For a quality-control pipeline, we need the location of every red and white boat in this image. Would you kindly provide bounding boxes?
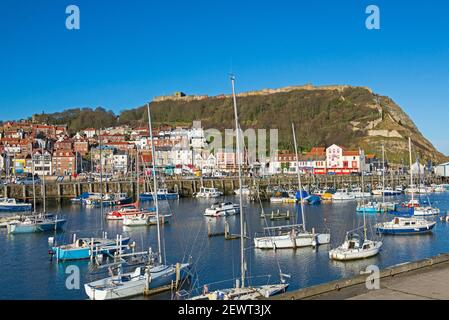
[106,203,154,221]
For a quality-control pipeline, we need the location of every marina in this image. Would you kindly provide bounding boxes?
[1,191,449,299]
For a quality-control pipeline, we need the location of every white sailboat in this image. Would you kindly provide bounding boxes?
[188,75,288,300]
[84,103,191,300]
[254,123,330,250]
[329,151,383,261]
[376,137,436,234]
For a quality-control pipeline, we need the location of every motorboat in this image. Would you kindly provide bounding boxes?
[204,202,240,217]
[375,217,436,235]
[332,189,356,201]
[194,187,223,198]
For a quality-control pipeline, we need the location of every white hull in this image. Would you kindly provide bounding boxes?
[413,207,440,217]
[254,232,330,249]
[329,242,382,261]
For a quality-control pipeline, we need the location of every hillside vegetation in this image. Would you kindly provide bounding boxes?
[32,86,447,164]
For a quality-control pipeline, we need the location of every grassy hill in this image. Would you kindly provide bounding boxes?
[33,85,448,164]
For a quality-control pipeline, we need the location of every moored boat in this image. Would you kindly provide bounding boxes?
[140,189,179,201]
[204,202,240,217]
[0,198,32,212]
[375,217,436,235]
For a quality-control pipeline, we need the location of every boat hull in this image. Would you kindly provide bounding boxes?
[85,263,191,300]
[52,237,131,261]
[329,245,382,261]
[254,233,331,249]
[8,219,66,234]
[376,224,436,235]
[0,204,32,212]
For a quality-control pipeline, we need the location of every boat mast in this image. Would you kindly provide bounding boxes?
[99,134,104,233]
[409,137,414,203]
[292,123,306,231]
[360,149,367,240]
[231,75,246,289]
[382,144,385,204]
[136,149,140,203]
[41,145,46,214]
[147,103,163,264]
[31,156,36,214]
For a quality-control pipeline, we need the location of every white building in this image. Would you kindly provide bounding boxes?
[435,162,449,177]
[112,153,129,175]
[32,150,52,176]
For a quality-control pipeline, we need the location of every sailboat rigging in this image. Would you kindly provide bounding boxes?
[253,123,331,250]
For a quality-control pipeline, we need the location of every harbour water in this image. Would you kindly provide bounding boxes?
[1,193,449,300]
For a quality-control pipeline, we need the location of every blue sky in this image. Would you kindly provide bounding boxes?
[1,0,448,154]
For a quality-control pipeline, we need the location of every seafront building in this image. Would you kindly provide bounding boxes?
[0,119,440,178]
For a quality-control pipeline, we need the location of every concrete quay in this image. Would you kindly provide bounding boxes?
[1,174,446,202]
[268,254,449,300]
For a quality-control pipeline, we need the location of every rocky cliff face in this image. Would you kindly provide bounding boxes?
[140,85,447,164]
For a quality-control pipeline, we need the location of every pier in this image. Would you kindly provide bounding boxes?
[2,174,448,202]
[268,254,449,300]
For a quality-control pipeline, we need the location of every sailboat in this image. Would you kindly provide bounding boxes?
[375,137,437,235]
[50,138,130,261]
[329,150,383,261]
[8,151,66,234]
[84,103,191,300]
[412,156,440,217]
[253,123,330,250]
[356,145,397,214]
[188,76,288,300]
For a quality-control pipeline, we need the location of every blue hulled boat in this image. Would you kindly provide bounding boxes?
[51,236,131,261]
[7,215,66,234]
[140,189,179,201]
[0,198,32,212]
[375,217,436,235]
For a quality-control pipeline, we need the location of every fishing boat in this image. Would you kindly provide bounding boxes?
[0,198,32,212]
[375,217,436,235]
[140,188,179,201]
[85,102,191,300]
[254,122,330,250]
[194,187,223,198]
[188,76,288,300]
[51,235,131,261]
[332,189,356,201]
[7,214,66,234]
[204,202,240,217]
[330,152,383,261]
